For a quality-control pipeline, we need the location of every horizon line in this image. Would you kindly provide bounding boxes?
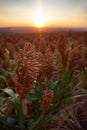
[0,25,87,29]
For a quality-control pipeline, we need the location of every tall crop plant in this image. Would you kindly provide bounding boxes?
[0,38,87,130]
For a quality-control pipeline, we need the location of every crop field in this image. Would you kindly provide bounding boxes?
[0,31,87,130]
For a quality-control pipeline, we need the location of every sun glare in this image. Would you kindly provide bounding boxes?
[34,11,45,28]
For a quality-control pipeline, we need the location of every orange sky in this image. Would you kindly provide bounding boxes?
[0,0,87,28]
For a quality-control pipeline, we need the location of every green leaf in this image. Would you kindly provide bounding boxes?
[0,97,6,106]
[3,88,16,98]
[47,80,55,89]
[9,60,18,71]
[0,75,9,87]
[43,113,59,128]
[26,96,39,102]
[53,80,63,90]
[7,116,17,124]
[29,112,44,130]
[62,69,73,85]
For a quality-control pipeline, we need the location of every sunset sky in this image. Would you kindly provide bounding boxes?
[0,0,87,28]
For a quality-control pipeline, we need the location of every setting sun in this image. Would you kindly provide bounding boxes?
[34,11,45,28]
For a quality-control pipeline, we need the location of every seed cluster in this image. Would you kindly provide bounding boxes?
[40,89,54,112]
[16,43,40,98]
[57,35,87,70]
[16,41,56,99]
[37,47,56,85]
